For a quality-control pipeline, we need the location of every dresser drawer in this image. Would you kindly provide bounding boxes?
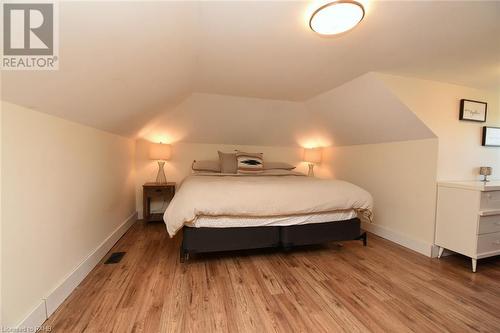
[480,191,500,210]
[478,215,500,234]
[477,232,500,255]
[148,187,173,197]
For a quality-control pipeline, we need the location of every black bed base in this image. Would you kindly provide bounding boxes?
[180,218,366,262]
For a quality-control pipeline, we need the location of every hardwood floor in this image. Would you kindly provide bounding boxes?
[43,221,500,333]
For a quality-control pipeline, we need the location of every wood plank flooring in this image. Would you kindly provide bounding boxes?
[43,221,500,332]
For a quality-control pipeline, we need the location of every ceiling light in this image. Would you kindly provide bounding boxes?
[309,1,365,36]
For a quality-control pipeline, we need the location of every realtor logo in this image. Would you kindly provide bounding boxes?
[1,1,59,70]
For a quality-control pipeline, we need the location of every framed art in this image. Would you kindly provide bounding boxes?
[482,127,500,147]
[460,99,487,122]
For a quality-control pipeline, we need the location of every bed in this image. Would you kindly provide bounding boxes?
[163,170,373,262]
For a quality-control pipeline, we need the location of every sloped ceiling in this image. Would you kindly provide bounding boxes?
[1,1,498,144]
[305,73,436,146]
[138,93,327,147]
[139,73,435,147]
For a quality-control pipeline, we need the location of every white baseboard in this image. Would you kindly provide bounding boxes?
[16,211,137,329]
[362,222,434,257]
[430,244,444,258]
[16,301,47,331]
[44,212,137,316]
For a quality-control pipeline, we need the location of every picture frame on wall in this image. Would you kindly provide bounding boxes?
[460,99,487,122]
[482,126,500,147]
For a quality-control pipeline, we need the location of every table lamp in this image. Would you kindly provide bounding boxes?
[150,143,172,184]
[303,147,322,177]
[479,166,492,182]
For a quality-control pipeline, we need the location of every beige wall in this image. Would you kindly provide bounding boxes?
[326,139,439,253]
[378,74,500,181]
[135,140,331,218]
[1,102,136,327]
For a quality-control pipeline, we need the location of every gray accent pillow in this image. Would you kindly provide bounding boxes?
[218,151,238,174]
[192,160,221,172]
[263,162,296,170]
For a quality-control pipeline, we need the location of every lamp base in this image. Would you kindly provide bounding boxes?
[308,163,315,177]
[156,161,167,184]
[482,175,490,182]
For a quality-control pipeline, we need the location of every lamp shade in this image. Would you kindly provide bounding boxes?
[479,167,492,176]
[149,143,172,160]
[303,147,322,164]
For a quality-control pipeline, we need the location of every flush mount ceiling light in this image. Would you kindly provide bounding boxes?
[309,1,365,36]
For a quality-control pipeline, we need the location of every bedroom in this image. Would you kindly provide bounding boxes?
[1,0,499,331]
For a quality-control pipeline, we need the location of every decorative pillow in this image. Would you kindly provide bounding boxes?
[218,151,238,174]
[192,160,221,173]
[263,162,296,170]
[236,151,264,174]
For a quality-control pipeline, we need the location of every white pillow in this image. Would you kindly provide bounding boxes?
[191,160,221,173]
[263,162,296,170]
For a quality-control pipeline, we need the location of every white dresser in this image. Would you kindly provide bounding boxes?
[435,181,500,272]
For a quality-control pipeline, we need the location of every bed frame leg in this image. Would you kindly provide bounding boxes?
[356,232,367,246]
[179,247,189,263]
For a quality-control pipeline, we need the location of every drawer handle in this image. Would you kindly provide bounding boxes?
[494,240,500,245]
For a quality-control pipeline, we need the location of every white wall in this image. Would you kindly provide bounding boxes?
[1,102,136,327]
[378,74,500,181]
[326,139,439,255]
[134,140,331,218]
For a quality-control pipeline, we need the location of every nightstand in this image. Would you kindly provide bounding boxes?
[143,182,176,223]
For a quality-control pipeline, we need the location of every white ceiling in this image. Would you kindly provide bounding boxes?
[1,1,499,138]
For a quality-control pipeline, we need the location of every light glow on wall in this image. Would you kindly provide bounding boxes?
[137,129,185,146]
[297,135,332,149]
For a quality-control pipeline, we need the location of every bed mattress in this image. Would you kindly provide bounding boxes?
[164,172,373,236]
[186,210,358,228]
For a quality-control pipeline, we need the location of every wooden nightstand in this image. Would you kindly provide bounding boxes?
[143,182,176,223]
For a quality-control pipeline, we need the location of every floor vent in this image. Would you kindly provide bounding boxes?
[104,252,126,264]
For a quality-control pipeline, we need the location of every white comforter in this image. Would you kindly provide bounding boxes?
[164,173,373,237]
